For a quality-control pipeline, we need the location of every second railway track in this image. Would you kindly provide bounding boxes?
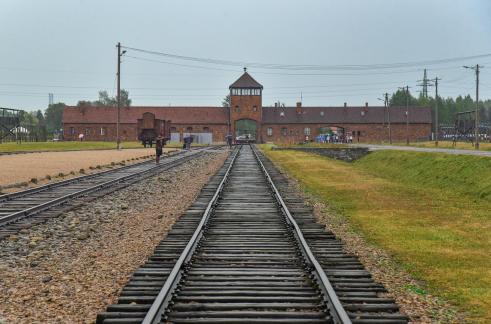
[97,145,408,324]
[0,147,218,237]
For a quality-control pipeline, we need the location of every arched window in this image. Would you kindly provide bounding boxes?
[253,106,257,112]
[235,106,240,112]
[186,126,193,132]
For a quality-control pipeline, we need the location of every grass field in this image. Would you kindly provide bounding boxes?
[0,141,144,153]
[260,146,491,322]
[0,141,211,153]
[410,141,491,151]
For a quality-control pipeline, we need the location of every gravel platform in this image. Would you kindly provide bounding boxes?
[0,149,228,324]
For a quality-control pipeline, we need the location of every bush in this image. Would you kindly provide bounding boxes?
[30,178,38,184]
[45,175,52,180]
[79,168,85,174]
[58,172,64,177]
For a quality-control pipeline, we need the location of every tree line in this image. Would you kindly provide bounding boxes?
[389,89,491,125]
[17,90,131,141]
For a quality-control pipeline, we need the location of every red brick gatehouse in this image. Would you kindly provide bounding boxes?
[62,71,432,144]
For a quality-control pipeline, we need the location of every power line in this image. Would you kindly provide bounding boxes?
[122,45,491,71]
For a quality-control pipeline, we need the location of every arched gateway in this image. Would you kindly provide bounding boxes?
[235,119,258,142]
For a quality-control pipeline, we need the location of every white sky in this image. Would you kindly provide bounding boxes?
[1,0,490,111]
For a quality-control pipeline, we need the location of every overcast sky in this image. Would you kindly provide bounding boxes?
[1,0,491,111]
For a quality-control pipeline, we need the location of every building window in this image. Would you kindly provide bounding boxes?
[203,127,210,132]
[186,126,193,132]
[320,111,324,116]
[70,127,75,135]
[235,106,240,113]
[267,127,273,136]
[361,110,366,116]
[281,127,287,136]
[253,106,257,112]
[85,128,91,135]
[290,130,294,135]
[280,111,285,117]
[100,127,106,136]
[304,127,311,136]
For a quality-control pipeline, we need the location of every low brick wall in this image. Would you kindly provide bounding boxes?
[271,147,370,162]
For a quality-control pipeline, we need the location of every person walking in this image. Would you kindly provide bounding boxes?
[226,134,233,149]
[155,135,163,164]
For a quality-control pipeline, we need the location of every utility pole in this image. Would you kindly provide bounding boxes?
[464,64,483,149]
[430,77,441,146]
[116,42,121,150]
[406,86,409,145]
[399,86,411,145]
[417,69,429,98]
[385,92,392,144]
[116,42,127,150]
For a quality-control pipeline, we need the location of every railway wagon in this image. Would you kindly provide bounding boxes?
[137,112,171,147]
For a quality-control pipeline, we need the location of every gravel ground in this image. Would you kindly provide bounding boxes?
[0,148,173,188]
[273,168,465,324]
[0,150,228,324]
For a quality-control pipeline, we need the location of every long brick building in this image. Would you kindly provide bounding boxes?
[62,71,432,144]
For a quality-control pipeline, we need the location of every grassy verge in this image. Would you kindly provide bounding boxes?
[260,145,491,322]
[0,141,146,153]
[387,141,491,151]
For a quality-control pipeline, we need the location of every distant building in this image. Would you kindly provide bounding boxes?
[62,71,432,143]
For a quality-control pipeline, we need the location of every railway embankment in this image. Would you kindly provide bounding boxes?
[261,146,490,323]
[0,150,228,323]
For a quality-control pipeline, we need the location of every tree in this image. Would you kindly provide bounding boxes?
[222,94,231,107]
[95,90,116,106]
[389,89,418,106]
[36,110,48,141]
[79,89,132,107]
[45,103,65,133]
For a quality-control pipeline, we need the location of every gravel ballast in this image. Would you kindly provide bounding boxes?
[0,150,228,323]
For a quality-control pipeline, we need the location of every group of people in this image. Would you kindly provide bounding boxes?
[315,133,353,144]
[154,134,195,164]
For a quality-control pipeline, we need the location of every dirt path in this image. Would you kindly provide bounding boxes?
[0,148,173,187]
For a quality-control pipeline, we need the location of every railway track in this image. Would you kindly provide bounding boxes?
[97,145,408,324]
[0,147,218,238]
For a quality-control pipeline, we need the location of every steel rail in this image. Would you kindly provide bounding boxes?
[0,148,208,227]
[141,146,241,324]
[251,145,352,324]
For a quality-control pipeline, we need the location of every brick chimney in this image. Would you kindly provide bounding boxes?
[344,102,347,108]
[296,102,302,114]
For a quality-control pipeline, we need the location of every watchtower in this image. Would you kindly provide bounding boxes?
[229,68,263,142]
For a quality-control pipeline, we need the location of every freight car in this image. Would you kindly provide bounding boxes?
[137,112,171,147]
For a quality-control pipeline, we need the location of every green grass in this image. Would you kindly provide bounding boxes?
[0,141,146,153]
[260,146,491,322]
[388,141,491,151]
